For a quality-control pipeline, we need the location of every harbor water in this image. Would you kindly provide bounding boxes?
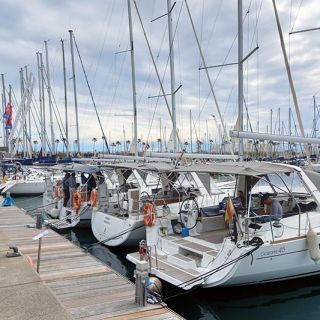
[14,195,320,320]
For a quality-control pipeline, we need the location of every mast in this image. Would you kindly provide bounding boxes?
[61,39,69,154]
[238,0,244,160]
[69,30,80,154]
[36,52,43,156]
[44,40,55,154]
[19,68,26,156]
[167,0,177,152]
[127,0,138,156]
[25,65,32,157]
[190,109,193,153]
[40,53,46,156]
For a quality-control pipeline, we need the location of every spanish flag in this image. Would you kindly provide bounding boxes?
[225,197,236,223]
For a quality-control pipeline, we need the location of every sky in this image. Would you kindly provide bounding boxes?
[1,0,320,152]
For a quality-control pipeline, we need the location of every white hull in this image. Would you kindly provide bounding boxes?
[43,194,93,230]
[128,211,320,289]
[1,180,46,195]
[91,210,145,247]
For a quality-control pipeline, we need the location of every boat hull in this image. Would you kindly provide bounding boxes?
[1,180,46,195]
[91,210,145,247]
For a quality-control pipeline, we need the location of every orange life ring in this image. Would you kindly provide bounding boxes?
[73,191,82,214]
[54,185,62,198]
[90,188,97,207]
[143,202,155,227]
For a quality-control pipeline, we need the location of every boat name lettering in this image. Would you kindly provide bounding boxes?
[260,246,285,257]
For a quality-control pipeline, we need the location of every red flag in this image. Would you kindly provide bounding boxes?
[4,103,13,129]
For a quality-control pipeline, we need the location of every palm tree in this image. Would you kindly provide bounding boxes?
[126,140,131,153]
[17,138,22,153]
[55,139,60,154]
[111,142,116,153]
[157,138,162,152]
[183,141,189,150]
[209,139,213,153]
[74,140,78,154]
[116,141,121,153]
[61,137,66,155]
[33,140,38,153]
[196,140,203,153]
[101,136,106,154]
[92,137,97,154]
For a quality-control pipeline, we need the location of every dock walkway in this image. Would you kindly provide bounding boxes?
[0,206,182,319]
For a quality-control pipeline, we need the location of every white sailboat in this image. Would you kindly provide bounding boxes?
[43,163,108,229]
[91,161,235,247]
[127,161,320,288]
[0,167,48,195]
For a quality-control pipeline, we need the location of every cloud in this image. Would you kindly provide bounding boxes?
[1,0,320,151]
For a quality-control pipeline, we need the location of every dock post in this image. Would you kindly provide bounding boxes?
[35,211,43,229]
[36,237,42,273]
[32,230,49,273]
[134,260,149,306]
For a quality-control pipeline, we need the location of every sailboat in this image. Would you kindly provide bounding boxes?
[127,161,320,288]
[91,161,235,247]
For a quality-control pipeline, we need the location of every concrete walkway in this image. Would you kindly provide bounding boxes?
[0,230,73,320]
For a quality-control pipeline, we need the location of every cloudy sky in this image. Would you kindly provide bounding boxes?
[1,0,320,152]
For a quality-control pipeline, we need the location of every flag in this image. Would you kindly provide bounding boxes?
[3,103,13,129]
[225,197,236,223]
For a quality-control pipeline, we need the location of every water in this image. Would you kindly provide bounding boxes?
[14,195,320,320]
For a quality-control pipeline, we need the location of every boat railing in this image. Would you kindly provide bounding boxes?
[243,214,279,244]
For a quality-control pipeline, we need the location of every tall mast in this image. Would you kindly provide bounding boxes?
[1,74,7,149]
[61,39,69,154]
[69,30,80,154]
[44,41,55,154]
[127,0,138,156]
[40,52,46,156]
[36,52,44,156]
[190,109,193,153]
[167,0,177,152]
[25,65,32,157]
[238,0,244,160]
[19,68,26,156]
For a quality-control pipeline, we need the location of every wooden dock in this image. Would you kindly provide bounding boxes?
[0,206,183,319]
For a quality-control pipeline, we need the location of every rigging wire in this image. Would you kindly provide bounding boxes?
[72,32,110,154]
[145,1,184,145]
[290,0,305,33]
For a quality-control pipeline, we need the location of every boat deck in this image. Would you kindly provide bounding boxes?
[130,251,201,283]
[0,206,183,319]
